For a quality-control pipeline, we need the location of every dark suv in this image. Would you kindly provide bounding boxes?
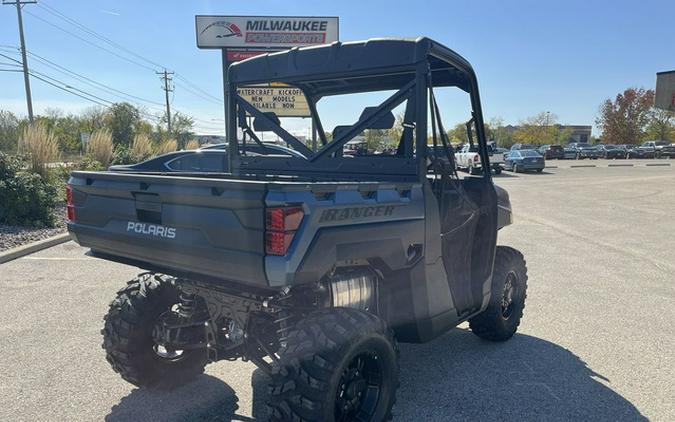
[538,144,564,159]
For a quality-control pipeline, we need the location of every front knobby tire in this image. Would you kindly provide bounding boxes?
[102,273,207,389]
[267,308,399,422]
[469,246,528,342]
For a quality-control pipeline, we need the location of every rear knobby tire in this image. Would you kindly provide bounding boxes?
[102,273,207,389]
[267,308,399,422]
[469,246,528,342]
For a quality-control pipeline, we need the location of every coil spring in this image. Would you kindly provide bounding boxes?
[177,291,197,318]
[272,292,296,344]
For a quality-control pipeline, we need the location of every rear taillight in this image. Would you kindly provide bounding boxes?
[66,185,75,221]
[265,206,303,256]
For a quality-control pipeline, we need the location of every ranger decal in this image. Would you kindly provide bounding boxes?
[318,205,397,223]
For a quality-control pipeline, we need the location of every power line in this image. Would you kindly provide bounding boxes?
[36,1,222,105]
[29,71,110,107]
[26,49,166,107]
[38,1,165,70]
[175,74,223,103]
[24,10,158,72]
[0,51,22,64]
[173,82,224,105]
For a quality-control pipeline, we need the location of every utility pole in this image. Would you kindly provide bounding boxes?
[157,69,174,135]
[3,0,37,122]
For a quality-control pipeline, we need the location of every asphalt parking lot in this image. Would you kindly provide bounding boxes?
[1,163,673,421]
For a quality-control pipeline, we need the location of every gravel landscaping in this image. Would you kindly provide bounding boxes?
[0,205,67,252]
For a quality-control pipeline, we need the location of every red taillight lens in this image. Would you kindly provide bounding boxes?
[265,206,303,256]
[66,185,75,221]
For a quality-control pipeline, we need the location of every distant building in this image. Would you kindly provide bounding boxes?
[563,125,592,144]
[503,124,592,144]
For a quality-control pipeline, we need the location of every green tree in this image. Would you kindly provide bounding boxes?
[364,129,389,152]
[595,88,655,144]
[0,110,21,152]
[163,111,194,149]
[513,112,562,145]
[105,103,141,146]
[446,122,467,144]
[645,108,675,141]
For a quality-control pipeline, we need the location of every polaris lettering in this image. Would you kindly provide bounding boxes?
[126,222,176,239]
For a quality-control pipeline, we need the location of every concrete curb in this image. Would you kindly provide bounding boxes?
[545,165,558,169]
[0,233,71,265]
[646,163,671,167]
[608,164,634,167]
[570,164,597,168]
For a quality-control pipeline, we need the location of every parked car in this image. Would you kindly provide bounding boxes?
[562,146,577,159]
[510,143,537,151]
[109,143,305,173]
[454,143,505,174]
[626,144,655,159]
[537,144,564,159]
[574,144,602,160]
[597,145,625,159]
[505,149,545,173]
[641,140,670,158]
[659,144,675,158]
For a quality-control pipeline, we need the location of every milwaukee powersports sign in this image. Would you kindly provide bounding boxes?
[196,16,339,49]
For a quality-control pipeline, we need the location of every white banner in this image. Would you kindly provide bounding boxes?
[196,16,339,49]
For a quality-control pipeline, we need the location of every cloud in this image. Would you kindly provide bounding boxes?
[100,9,121,16]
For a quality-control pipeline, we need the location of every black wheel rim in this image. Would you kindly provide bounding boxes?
[501,271,519,320]
[335,351,383,422]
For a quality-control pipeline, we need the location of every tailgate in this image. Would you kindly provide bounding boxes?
[67,172,267,286]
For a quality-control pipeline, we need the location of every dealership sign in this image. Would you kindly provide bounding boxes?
[237,84,310,117]
[196,16,339,49]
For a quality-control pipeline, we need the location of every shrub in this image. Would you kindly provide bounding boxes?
[78,156,105,171]
[131,134,154,159]
[0,152,58,227]
[87,129,114,167]
[112,145,142,165]
[185,139,200,150]
[156,139,177,155]
[18,122,59,178]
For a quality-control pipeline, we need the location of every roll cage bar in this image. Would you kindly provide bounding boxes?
[226,37,491,182]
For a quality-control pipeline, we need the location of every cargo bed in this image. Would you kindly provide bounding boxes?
[68,171,270,287]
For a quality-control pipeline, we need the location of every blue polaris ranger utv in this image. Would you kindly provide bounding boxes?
[67,37,527,421]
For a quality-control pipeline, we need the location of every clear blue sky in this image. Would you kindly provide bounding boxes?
[1,0,673,135]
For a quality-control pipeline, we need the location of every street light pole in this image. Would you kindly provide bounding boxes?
[3,0,37,122]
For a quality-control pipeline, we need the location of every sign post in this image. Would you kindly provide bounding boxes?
[196,15,339,138]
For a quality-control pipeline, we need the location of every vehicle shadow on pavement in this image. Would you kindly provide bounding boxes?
[395,329,646,421]
[247,328,646,421]
[106,374,242,422]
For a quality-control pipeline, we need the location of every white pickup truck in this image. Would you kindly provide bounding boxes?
[455,144,505,174]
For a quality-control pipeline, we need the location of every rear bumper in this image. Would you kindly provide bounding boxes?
[519,162,545,170]
[68,222,269,288]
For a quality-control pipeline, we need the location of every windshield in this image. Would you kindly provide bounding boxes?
[519,150,541,157]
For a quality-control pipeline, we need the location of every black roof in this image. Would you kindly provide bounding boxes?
[228,37,476,95]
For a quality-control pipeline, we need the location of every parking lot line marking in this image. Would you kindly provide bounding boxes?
[20,257,91,261]
[608,164,634,167]
[570,165,597,168]
[645,163,671,166]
